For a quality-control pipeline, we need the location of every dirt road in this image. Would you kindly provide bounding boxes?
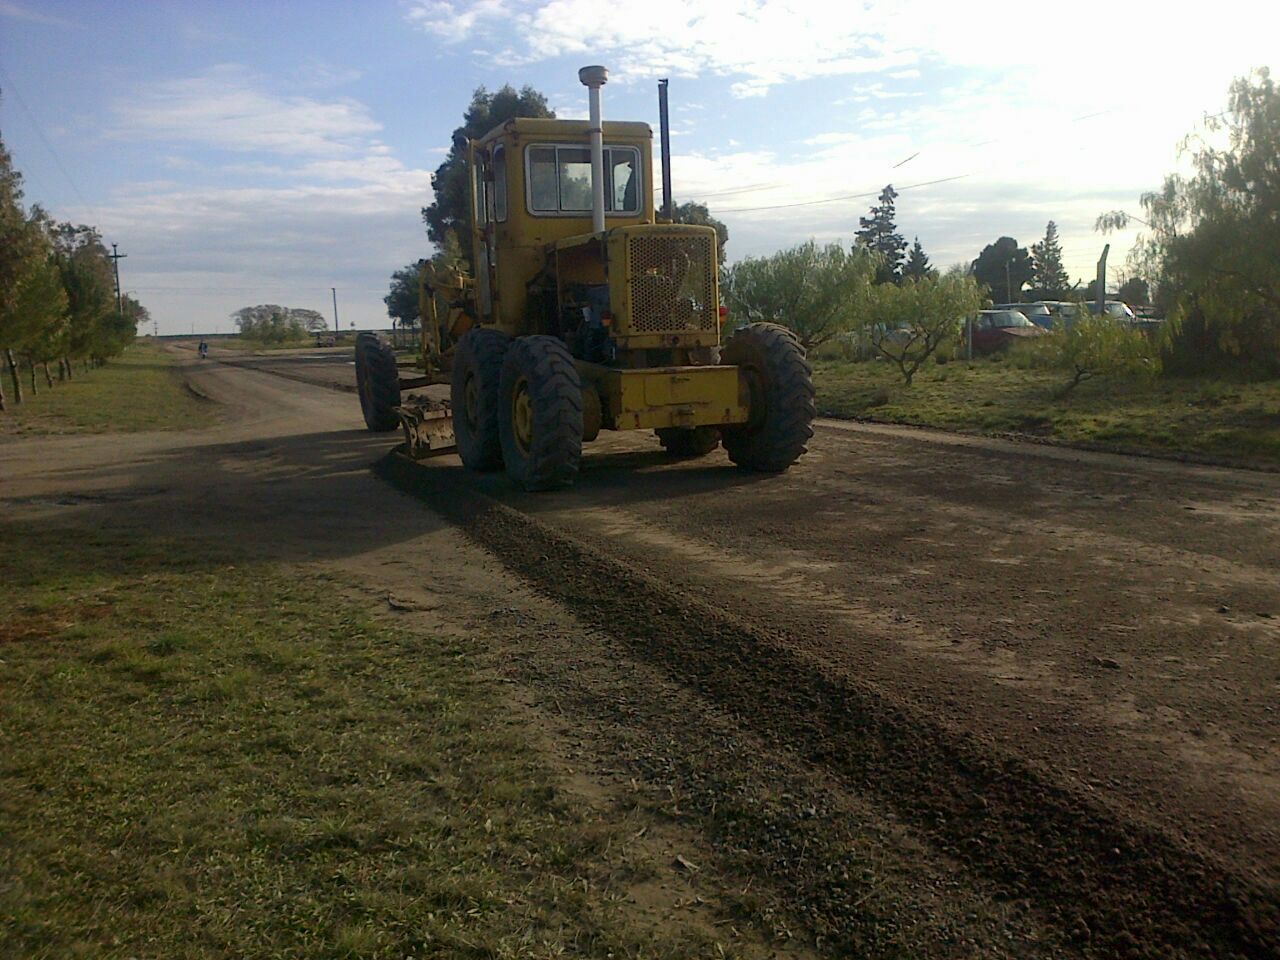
[5,348,1278,958]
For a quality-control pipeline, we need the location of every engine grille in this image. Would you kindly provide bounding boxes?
[626,233,716,334]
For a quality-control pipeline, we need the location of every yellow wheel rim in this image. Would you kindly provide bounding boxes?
[512,377,533,454]
[464,373,481,430]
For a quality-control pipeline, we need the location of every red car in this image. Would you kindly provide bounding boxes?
[968,309,1045,355]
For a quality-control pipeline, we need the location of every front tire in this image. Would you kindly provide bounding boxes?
[451,327,510,470]
[498,336,583,491]
[720,323,815,472]
[355,333,401,432]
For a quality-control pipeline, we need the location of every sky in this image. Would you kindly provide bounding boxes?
[0,0,1275,335]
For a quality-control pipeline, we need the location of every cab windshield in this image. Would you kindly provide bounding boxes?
[526,144,641,215]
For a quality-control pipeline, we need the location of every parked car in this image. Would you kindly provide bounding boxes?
[969,309,1045,355]
[315,334,337,347]
[1086,300,1137,323]
[994,302,1053,329]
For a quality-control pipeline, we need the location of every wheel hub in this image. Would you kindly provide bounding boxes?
[512,377,533,454]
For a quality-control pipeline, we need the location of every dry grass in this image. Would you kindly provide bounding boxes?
[0,524,754,959]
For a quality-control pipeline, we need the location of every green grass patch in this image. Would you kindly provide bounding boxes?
[0,524,743,959]
[813,357,1280,466]
[0,345,218,437]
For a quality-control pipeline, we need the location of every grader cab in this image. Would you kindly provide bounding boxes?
[355,65,814,490]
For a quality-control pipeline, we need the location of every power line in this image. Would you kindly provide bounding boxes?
[0,65,104,225]
[718,174,971,214]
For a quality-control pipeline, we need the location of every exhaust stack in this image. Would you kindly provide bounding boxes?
[578,65,609,235]
[658,79,673,221]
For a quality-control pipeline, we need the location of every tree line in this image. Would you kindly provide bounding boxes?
[0,126,144,411]
[231,305,329,343]
[394,69,1276,386]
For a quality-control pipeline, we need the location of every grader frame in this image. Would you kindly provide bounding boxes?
[355,66,814,490]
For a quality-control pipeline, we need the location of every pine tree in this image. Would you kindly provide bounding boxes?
[903,237,933,280]
[1030,221,1070,298]
[855,184,908,284]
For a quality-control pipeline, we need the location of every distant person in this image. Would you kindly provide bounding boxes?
[198,339,208,359]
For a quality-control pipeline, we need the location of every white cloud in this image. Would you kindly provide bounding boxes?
[80,65,437,334]
[405,0,1279,106]
[405,0,512,43]
[109,64,381,157]
[0,0,81,28]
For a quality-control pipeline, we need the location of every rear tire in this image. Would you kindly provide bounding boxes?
[451,327,510,470]
[720,323,815,472]
[355,333,401,432]
[498,336,583,491]
[656,426,720,458]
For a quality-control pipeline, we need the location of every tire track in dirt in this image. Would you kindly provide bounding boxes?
[376,452,1280,960]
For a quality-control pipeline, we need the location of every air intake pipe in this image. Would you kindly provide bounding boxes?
[578,65,608,235]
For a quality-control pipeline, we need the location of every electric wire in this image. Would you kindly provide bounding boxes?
[0,64,106,226]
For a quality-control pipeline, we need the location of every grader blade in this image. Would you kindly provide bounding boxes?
[397,398,457,459]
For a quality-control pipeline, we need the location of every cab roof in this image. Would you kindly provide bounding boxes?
[478,116,652,145]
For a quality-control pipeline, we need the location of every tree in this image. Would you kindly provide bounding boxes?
[861,270,983,384]
[855,184,908,284]
[385,263,422,327]
[1030,221,1070,299]
[971,237,1034,303]
[53,223,116,365]
[1030,311,1159,395]
[422,85,554,262]
[903,237,934,280]
[1118,277,1149,305]
[670,201,729,265]
[721,241,876,349]
[0,133,48,405]
[231,305,322,342]
[1098,69,1280,374]
[292,309,328,333]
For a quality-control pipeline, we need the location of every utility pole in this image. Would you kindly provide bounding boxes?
[1005,259,1012,303]
[108,243,127,315]
[331,287,340,333]
[1096,244,1110,317]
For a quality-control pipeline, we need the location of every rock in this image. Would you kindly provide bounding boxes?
[1093,656,1121,670]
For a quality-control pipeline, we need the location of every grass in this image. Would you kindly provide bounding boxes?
[0,524,748,959]
[0,345,218,437]
[813,355,1280,467]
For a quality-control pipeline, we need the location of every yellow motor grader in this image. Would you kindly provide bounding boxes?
[355,66,814,490]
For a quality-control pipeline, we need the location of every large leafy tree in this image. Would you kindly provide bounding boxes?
[422,85,554,262]
[672,201,728,265]
[722,241,877,349]
[53,223,117,363]
[0,134,50,386]
[1099,68,1280,373]
[1030,221,1070,298]
[854,184,907,284]
[971,236,1034,303]
[231,305,324,342]
[385,263,422,327]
